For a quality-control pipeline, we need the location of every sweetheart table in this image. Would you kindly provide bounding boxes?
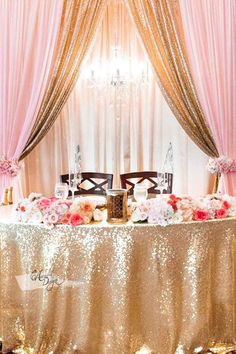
[1,206,236,353]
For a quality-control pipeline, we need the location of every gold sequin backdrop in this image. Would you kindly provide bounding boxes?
[126,0,218,159]
[20,0,107,160]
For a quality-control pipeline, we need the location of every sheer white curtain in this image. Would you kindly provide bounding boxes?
[21,0,209,198]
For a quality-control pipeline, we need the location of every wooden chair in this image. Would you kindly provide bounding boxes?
[120,171,173,196]
[60,172,113,196]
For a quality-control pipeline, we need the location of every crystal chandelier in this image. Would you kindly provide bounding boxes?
[81,0,150,118]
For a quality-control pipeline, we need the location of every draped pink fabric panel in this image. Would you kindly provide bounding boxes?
[0,0,63,200]
[179,0,236,195]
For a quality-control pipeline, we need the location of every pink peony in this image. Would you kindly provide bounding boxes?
[37,198,51,209]
[69,213,84,226]
[193,209,209,221]
[216,208,228,219]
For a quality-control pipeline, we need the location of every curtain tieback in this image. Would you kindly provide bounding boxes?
[207,156,236,174]
[0,156,21,176]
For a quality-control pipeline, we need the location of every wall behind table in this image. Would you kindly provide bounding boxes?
[21,1,209,198]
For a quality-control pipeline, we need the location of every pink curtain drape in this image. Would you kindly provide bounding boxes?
[179,0,236,195]
[0,0,63,201]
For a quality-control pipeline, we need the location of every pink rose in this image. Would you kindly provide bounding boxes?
[50,197,58,203]
[69,213,84,226]
[61,212,72,225]
[37,198,51,209]
[216,208,227,219]
[193,209,209,221]
[222,200,231,210]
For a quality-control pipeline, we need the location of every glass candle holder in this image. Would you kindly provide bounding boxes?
[133,184,148,202]
[106,189,128,223]
[55,182,69,199]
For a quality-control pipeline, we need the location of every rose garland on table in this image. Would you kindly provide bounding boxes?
[13,193,103,228]
[130,194,236,226]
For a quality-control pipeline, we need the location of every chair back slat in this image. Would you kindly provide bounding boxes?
[120,171,173,196]
[60,172,113,196]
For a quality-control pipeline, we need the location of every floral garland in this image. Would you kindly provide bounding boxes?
[13,193,103,228]
[207,156,236,174]
[131,194,236,226]
[0,156,21,176]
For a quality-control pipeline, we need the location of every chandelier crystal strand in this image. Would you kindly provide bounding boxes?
[82,0,150,119]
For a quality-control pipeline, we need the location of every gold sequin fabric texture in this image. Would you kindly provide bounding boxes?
[1,219,236,353]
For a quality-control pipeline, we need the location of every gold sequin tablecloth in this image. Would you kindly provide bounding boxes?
[1,215,236,353]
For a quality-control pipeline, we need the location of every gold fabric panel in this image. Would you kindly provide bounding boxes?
[1,219,236,353]
[20,0,107,160]
[125,0,218,158]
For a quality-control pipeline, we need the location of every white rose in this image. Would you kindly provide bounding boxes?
[70,204,80,213]
[93,209,103,222]
[29,211,43,224]
[47,212,59,224]
[21,211,31,223]
[83,215,91,224]
[139,212,148,221]
[131,209,142,222]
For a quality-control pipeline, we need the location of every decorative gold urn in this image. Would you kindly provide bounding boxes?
[106,189,128,223]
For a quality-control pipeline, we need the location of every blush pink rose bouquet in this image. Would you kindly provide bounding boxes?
[13,194,103,228]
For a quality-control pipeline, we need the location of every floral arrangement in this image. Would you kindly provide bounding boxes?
[131,194,236,226]
[207,156,236,174]
[0,156,21,176]
[13,193,103,228]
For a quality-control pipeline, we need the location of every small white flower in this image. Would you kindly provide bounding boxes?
[29,211,43,224]
[47,212,59,224]
[229,207,236,217]
[172,210,183,223]
[131,209,142,222]
[70,204,80,213]
[93,208,103,222]
[44,222,54,229]
[139,212,148,221]
[21,211,32,223]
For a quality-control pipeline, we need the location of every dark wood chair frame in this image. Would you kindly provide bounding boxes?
[120,171,173,196]
[60,172,113,196]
